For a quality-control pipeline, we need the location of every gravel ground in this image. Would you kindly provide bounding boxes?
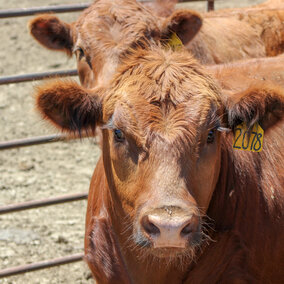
[0,0,264,283]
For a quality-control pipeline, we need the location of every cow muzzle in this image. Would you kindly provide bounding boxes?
[139,206,200,249]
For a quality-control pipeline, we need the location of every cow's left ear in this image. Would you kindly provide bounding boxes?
[224,83,284,131]
[161,10,202,45]
[35,80,103,135]
[29,15,73,56]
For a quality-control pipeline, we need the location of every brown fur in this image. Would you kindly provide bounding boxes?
[29,14,73,55]
[188,6,284,64]
[35,80,102,134]
[208,55,284,95]
[143,0,178,17]
[35,43,284,283]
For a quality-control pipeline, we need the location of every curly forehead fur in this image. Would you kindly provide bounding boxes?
[103,46,223,149]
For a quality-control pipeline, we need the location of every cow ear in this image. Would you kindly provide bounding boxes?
[224,83,284,131]
[29,15,73,56]
[162,10,202,45]
[35,80,103,135]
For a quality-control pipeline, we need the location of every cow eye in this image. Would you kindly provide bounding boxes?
[113,129,125,142]
[207,129,215,144]
[76,47,85,60]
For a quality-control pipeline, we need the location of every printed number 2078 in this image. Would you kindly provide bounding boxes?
[233,127,263,152]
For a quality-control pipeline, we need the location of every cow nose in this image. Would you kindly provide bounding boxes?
[140,213,197,248]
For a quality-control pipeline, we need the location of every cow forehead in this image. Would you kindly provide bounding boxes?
[103,48,222,147]
[74,0,160,50]
[104,47,222,110]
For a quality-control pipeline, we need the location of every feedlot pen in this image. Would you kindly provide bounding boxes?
[0,0,263,283]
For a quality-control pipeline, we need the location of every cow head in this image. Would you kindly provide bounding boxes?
[35,47,284,260]
[29,0,202,88]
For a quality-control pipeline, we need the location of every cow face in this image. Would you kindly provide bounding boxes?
[100,59,223,257]
[29,0,202,88]
[35,47,284,259]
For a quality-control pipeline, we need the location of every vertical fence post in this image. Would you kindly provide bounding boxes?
[207,0,214,11]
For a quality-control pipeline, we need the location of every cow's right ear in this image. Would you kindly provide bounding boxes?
[35,80,103,135]
[161,10,203,45]
[224,82,284,131]
[29,15,73,56]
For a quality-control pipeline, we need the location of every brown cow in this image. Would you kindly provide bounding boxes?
[29,0,284,88]
[35,42,284,283]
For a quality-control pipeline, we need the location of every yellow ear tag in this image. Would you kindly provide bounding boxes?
[232,122,264,152]
[168,33,183,50]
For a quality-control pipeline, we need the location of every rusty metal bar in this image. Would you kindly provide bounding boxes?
[0,3,91,18]
[0,1,150,18]
[0,253,84,278]
[0,1,212,18]
[0,192,88,215]
[207,0,215,11]
[0,134,67,150]
[0,69,77,85]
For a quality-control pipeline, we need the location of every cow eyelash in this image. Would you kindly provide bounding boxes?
[207,125,231,144]
[216,126,231,132]
[73,47,85,59]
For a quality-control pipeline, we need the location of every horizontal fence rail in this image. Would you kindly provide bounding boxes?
[0,1,147,18]
[0,1,214,18]
[0,69,77,85]
[0,253,84,278]
[0,3,91,18]
[0,192,88,215]
[0,133,95,151]
[0,134,66,150]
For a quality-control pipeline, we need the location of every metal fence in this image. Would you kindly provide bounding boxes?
[0,0,215,279]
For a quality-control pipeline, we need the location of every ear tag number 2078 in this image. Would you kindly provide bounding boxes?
[233,122,264,152]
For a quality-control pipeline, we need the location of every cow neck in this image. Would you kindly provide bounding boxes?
[86,157,132,284]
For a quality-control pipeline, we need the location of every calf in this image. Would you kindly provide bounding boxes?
[35,42,284,283]
[29,0,284,89]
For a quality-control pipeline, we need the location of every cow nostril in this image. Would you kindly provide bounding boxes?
[141,216,160,236]
[180,223,193,237]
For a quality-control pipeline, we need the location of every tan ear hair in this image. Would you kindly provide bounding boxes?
[29,14,73,56]
[162,10,202,45]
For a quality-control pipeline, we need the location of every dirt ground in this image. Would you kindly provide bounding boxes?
[0,0,264,283]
